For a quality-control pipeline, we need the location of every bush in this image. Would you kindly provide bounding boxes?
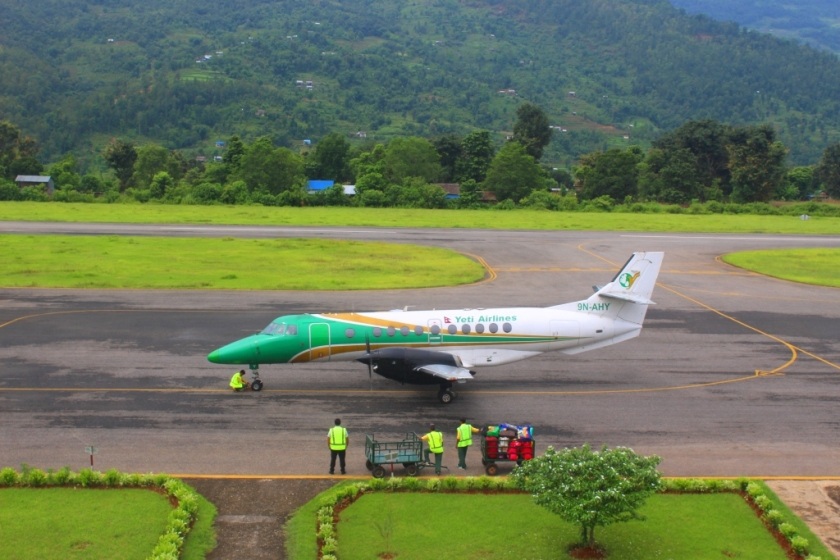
[23,468,48,487]
[0,467,19,485]
[764,509,784,528]
[791,535,810,556]
[0,182,23,201]
[441,476,459,491]
[103,468,124,487]
[753,494,773,512]
[50,466,72,485]
[746,482,764,499]
[401,477,423,491]
[778,522,798,539]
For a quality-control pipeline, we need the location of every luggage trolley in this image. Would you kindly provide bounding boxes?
[480,423,536,476]
[365,432,426,478]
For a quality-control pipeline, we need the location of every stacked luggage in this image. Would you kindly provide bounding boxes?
[480,423,535,476]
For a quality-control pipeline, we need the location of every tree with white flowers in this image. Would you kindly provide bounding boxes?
[511,444,662,552]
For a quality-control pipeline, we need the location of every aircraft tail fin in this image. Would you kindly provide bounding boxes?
[553,251,664,325]
[596,251,662,302]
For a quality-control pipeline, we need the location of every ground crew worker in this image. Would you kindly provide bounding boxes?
[327,418,348,475]
[456,417,480,470]
[421,423,444,475]
[229,369,249,392]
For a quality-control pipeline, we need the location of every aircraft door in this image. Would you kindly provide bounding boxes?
[309,323,331,361]
[427,319,442,345]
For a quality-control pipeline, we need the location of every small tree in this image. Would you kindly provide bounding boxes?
[511,444,662,552]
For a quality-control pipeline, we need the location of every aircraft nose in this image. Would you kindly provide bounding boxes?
[207,336,261,364]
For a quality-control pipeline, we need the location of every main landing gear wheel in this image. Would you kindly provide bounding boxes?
[250,379,263,392]
[438,388,455,404]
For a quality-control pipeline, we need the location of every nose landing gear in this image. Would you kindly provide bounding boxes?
[249,365,263,392]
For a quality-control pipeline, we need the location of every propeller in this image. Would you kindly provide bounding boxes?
[365,334,373,390]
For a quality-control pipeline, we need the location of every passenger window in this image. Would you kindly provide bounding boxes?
[447,324,457,335]
[345,328,355,339]
[475,324,485,334]
[503,322,512,333]
[387,327,396,337]
[373,327,382,338]
[431,325,441,335]
[461,324,471,334]
[401,326,410,336]
[414,326,424,336]
[489,323,498,333]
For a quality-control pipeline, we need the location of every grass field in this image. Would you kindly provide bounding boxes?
[0,485,217,560]
[2,201,840,234]
[723,248,840,287]
[0,488,172,560]
[1,203,839,290]
[337,493,785,560]
[0,235,485,290]
[288,481,837,560]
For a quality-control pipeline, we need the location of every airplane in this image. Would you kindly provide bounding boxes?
[207,251,664,403]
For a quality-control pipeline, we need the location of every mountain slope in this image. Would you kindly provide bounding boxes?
[2,0,840,168]
[669,0,840,54]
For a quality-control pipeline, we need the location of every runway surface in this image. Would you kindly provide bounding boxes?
[1,222,839,477]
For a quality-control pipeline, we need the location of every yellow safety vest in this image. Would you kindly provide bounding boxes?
[328,427,348,451]
[229,372,244,389]
[427,431,444,453]
[457,424,473,448]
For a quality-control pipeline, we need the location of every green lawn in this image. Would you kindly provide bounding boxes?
[2,204,839,290]
[723,248,840,287]
[0,485,216,560]
[0,488,172,560]
[0,234,484,290]
[336,493,786,560]
[2,201,840,234]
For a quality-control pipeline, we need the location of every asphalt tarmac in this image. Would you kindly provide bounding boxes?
[1,222,839,477]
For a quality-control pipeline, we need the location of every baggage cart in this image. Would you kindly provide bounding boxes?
[480,424,536,476]
[364,432,427,478]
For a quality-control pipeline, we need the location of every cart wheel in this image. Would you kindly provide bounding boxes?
[485,463,498,476]
[365,460,374,471]
[405,464,419,476]
[250,379,263,391]
[372,465,386,478]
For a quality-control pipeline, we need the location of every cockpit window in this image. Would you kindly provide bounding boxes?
[261,323,297,336]
[261,323,286,335]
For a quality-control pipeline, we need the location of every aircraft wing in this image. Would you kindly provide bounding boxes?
[416,363,475,383]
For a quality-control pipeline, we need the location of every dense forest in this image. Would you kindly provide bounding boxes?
[669,0,840,54]
[3,0,840,171]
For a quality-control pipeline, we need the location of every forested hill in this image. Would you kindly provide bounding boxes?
[3,0,840,168]
[669,1,840,55]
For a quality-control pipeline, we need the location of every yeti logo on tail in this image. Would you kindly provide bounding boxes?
[619,270,640,289]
